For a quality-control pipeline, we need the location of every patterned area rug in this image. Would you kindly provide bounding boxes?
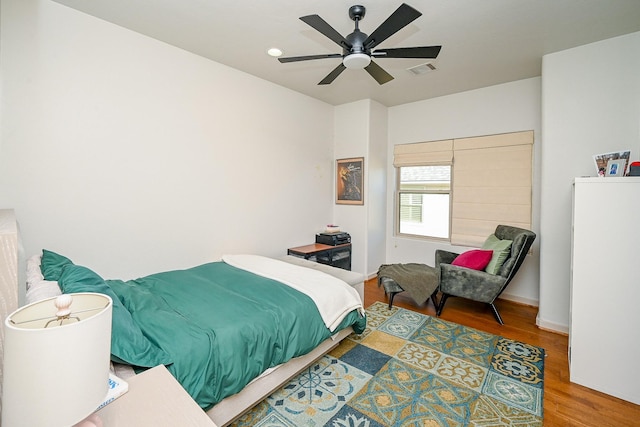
[231,302,544,426]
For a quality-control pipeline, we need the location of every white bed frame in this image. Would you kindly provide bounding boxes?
[0,210,365,427]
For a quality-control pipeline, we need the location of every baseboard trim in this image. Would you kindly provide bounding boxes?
[535,313,569,335]
[498,293,538,307]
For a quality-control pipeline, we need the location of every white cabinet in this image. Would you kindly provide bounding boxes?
[570,177,640,404]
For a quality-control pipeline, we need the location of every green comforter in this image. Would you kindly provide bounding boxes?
[106,261,366,410]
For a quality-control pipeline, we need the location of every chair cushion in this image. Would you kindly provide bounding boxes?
[482,234,513,274]
[451,249,493,270]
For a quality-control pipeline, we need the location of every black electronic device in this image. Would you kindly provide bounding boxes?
[316,232,351,246]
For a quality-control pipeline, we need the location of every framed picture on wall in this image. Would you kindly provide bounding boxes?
[336,157,364,205]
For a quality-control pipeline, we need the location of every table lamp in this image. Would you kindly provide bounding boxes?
[1,293,112,427]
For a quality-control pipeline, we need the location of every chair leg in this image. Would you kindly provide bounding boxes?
[436,294,449,317]
[388,292,397,309]
[429,290,439,309]
[489,303,504,325]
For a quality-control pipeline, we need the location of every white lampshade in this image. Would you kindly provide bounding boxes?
[2,293,112,427]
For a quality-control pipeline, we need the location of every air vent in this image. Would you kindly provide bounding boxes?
[407,62,437,75]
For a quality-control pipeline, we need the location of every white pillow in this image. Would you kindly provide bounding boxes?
[25,280,62,305]
[26,254,44,290]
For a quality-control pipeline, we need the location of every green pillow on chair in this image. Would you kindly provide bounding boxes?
[481,234,512,274]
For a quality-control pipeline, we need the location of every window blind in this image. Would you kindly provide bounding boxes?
[393,139,453,167]
[451,131,533,246]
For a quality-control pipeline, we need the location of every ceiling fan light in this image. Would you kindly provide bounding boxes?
[343,53,371,69]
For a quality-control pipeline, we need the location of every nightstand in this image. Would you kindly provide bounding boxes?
[95,365,217,426]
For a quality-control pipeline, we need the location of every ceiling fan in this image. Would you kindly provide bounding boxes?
[278,3,442,85]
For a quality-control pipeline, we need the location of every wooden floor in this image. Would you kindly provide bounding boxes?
[364,278,640,427]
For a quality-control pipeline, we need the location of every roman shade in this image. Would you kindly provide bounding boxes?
[451,131,533,246]
[393,139,453,167]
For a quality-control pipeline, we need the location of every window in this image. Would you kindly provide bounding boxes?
[398,166,450,239]
[394,131,533,246]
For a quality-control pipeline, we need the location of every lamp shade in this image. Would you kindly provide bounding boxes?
[1,293,112,427]
[343,53,371,69]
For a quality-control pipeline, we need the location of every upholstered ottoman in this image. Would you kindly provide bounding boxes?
[377,264,439,309]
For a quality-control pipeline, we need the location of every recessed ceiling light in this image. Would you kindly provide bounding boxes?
[267,48,283,57]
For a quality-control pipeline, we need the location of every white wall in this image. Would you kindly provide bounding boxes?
[333,100,370,275]
[333,100,388,278]
[365,101,388,278]
[0,0,335,282]
[387,78,542,306]
[539,32,640,332]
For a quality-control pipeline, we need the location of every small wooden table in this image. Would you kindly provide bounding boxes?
[287,243,352,270]
[95,365,217,426]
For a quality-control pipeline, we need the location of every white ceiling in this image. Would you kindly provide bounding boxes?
[52,0,640,107]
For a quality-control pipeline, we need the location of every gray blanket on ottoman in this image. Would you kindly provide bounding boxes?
[377,263,438,305]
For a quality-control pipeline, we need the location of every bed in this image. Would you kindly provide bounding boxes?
[1,219,366,426]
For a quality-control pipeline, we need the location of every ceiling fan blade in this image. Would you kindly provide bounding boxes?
[364,3,422,49]
[278,53,342,63]
[318,63,346,85]
[300,14,351,49]
[365,61,394,85]
[372,45,442,59]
